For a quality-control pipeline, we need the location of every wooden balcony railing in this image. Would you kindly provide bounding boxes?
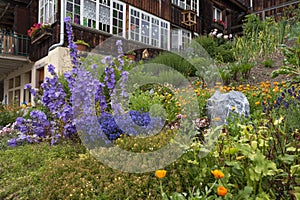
[0,32,29,56]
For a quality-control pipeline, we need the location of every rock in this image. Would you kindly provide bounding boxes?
[206,90,250,126]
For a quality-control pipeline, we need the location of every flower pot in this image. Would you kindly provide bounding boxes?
[126,54,136,61]
[31,28,52,45]
[77,44,88,51]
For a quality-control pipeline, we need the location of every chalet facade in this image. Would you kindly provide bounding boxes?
[0,0,269,105]
[245,0,299,19]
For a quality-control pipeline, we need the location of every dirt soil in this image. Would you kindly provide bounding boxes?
[243,52,290,86]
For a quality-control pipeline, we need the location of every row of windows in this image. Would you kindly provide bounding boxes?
[39,0,192,50]
[171,0,199,15]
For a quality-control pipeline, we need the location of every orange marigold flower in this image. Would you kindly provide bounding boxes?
[155,170,167,179]
[217,186,228,196]
[211,169,224,179]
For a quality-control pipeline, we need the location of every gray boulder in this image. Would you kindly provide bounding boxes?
[206,90,250,126]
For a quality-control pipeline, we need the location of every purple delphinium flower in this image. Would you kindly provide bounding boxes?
[116,40,123,55]
[65,16,79,67]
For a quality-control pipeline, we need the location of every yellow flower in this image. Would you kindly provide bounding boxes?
[155,170,167,179]
[211,169,224,179]
[255,101,260,105]
[212,117,221,122]
[217,186,228,196]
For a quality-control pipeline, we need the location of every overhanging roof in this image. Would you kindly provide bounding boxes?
[0,55,30,80]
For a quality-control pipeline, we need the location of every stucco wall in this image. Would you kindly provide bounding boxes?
[3,47,72,105]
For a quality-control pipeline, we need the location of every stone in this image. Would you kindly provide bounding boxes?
[206,90,250,126]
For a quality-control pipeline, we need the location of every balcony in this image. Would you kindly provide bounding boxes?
[0,32,30,80]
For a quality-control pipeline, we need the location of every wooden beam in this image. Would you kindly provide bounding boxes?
[0,2,10,21]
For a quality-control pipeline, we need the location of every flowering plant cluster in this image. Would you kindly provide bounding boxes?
[213,19,226,28]
[8,16,161,147]
[209,28,233,40]
[27,23,51,38]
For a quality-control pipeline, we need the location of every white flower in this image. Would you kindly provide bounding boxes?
[217,33,223,38]
[224,35,229,39]
[229,34,233,38]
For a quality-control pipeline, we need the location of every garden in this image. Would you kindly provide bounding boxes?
[0,7,300,200]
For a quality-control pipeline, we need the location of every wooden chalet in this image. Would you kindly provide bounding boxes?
[0,0,254,105]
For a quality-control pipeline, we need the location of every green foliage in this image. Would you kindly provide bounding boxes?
[129,84,180,122]
[262,59,274,68]
[194,36,235,63]
[233,13,294,63]
[0,104,23,127]
[272,36,300,83]
[75,39,90,47]
[148,52,196,77]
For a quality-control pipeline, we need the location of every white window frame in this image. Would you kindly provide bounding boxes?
[171,28,192,51]
[213,6,222,21]
[65,0,126,37]
[39,0,57,24]
[129,6,170,50]
[171,0,199,16]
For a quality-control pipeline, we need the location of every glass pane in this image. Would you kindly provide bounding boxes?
[14,90,20,105]
[99,5,110,24]
[74,14,80,23]
[75,0,80,4]
[83,17,88,26]
[9,78,13,89]
[75,5,80,14]
[113,18,117,26]
[67,2,73,12]
[15,76,21,87]
[113,27,117,34]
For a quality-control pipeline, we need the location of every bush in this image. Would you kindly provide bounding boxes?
[262,59,274,68]
[194,36,235,63]
[148,52,197,77]
[0,104,23,127]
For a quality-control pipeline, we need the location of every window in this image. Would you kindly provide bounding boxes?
[83,0,96,28]
[39,0,57,23]
[171,0,199,15]
[68,0,126,37]
[213,7,222,21]
[129,6,170,49]
[7,76,22,105]
[99,0,111,33]
[171,28,191,51]
[66,0,81,24]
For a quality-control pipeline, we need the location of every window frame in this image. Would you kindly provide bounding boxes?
[38,0,57,24]
[129,6,170,50]
[213,6,223,21]
[171,27,192,51]
[171,0,199,16]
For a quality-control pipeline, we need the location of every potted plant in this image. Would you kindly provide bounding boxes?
[75,40,90,51]
[125,51,136,60]
[28,23,52,44]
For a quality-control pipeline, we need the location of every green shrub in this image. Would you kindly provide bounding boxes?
[194,36,235,63]
[148,52,196,77]
[0,104,23,127]
[262,59,274,68]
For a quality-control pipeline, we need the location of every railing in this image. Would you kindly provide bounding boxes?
[253,0,300,20]
[0,32,29,56]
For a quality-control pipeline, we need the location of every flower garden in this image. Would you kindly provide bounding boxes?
[1,8,300,200]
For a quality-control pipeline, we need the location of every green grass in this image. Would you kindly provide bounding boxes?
[0,140,200,200]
